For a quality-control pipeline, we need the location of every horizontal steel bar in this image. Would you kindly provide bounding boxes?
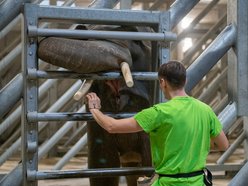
[28,26,177,41]
[26,3,165,26]
[27,112,136,122]
[28,69,158,80]
[32,164,243,180]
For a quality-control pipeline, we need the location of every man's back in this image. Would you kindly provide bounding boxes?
[134,96,222,185]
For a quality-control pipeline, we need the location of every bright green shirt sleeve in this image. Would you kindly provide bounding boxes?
[134,106,161,133]
[209,109,222,137]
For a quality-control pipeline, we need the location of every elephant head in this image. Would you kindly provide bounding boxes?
[38,25,153,186]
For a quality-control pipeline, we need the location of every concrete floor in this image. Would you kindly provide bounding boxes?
[1,155,234,186]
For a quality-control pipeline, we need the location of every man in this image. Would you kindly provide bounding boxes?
[86,60,229,186]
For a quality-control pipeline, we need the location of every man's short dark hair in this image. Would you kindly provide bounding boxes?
[158,60,186,89]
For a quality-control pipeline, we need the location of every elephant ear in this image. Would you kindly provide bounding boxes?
[38,37,132,73]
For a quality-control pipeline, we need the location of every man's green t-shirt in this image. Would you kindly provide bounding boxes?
[134,96,222,185]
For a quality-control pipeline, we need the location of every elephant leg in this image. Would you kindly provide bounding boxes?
[120,153,142,186]
[87,121,120,186]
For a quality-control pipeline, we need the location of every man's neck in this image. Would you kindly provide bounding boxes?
[168,89,188,99]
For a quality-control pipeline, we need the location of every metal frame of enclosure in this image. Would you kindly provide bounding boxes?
[22,3,174,185]
[0,0,247,186]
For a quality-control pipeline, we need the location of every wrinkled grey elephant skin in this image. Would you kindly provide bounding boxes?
[38,33,132,73]
[38,25,153,186]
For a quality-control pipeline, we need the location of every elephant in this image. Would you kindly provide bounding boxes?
[38,25,154,186]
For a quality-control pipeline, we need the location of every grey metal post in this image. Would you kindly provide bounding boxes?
[171,0,220,49]
[218,102,237,134]
[228,161,248,186]
[0,80,81,165]
[0,163,23,186]
[198,68,227,103]
[53,134,88,170]
[0,73,23,119]
[0,0,30,30]
[169,0,200,29]
[0,44,22,75]
[182,13,227,66]
[185,24,237,92]
[217,132,245,164]
[0,79,58,136]
[88,0,119,9]
[120,0,132,9]
[0,14,21,39]
[228,0,248,116]
[38,106,86,158]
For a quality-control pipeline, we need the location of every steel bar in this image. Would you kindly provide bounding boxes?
[28,70,158,81]
[169,0,200,29]
[213,94,228,114]
[198,68,227,103]
[182,14,227,66]
[218,102,237,134]
[0,126,20,150]
[0,14,21,39]
[27,3,163,26]
[88,0,119,9]
[0,138,21,165]
[0,0,30,30]
[171,0,220,49]
[27,112,135,122]
[33,164,243,180]
[185,24,237,92]
[0,81,81,164]
[229,161,248,186]
[0,73,23,119]
[28,27,177,41]
[64,122,86,146]
[0,79,58,136]
[0,163,23,186]
[0,43,22,75]
[227,0,248,116]
[38,106,86,159]
[53,133,87,170]
[217,132,246,164]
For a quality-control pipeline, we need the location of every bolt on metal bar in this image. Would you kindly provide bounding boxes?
[28,26,177,41]
[28,69,158,81]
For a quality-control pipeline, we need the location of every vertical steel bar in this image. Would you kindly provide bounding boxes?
[227,0,248,116]
[22,4,38,185]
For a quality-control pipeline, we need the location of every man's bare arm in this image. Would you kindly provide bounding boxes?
[211,130,229,151]
[86,92,143,133]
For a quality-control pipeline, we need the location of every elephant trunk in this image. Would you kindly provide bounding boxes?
[38,37,132,73]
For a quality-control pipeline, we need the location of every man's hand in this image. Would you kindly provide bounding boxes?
[86,92,101,110]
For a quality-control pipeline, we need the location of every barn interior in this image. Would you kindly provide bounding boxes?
[0,0,247,186]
